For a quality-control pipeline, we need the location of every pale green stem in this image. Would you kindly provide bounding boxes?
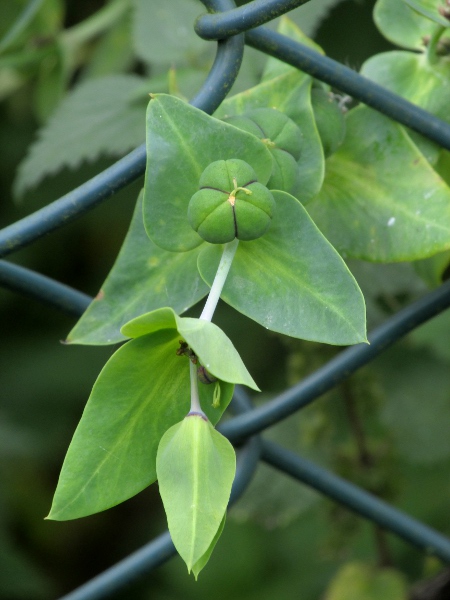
[199,238,239,322]
[189,238,239,414]
[427,25,446,65]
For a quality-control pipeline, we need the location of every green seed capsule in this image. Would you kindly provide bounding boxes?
[188,158,275,244]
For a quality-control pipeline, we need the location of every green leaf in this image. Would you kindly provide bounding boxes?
[216,71,324,205]
[156,415,235,574]
[307,106,450,261]
[48,329,233,520]
[143,94,273,252]
[374,0,450,49]
[122,307,260,390]
[191,513,226,580]
[261,16,325,82]
[14,74,148,196]
[132,0,208,66]
[361,51,450,124]
[67,192,208,346]
[403,0,450,27]
[198,191,366,345]
[325,562,408,600]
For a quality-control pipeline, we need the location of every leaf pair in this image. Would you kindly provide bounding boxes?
[48,307,257,521]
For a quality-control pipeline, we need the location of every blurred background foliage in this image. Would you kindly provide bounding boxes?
[1,0,450,598]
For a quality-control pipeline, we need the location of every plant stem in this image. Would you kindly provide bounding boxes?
[199,238,239,322]
[427,25,446,65]
[189,361,204,415]
[189,239,239,414]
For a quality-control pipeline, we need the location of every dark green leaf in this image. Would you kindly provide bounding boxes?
[67,192,208,346]
[143,94,273,252]
[198,191,367,345]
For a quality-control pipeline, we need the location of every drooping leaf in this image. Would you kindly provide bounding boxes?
[156,415,235,574]
[261,16,325,82]
[325,562,408,600]
[374,0,450,49]
[122,306,260,390]
[67,192,208,346]
[14,74,149,196]
[216,70,324,205]
[403,0,450,27]
[48,329,233,520]
[143,94,273,252]
[132,0,208,66]
[307,106,450,261]
[198,191,367,345]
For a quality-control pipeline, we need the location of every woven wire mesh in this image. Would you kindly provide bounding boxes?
[2,1,450,598]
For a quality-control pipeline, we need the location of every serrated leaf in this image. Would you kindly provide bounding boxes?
[48,329,233,520]
[67,192,208,346]
[156,416,235,573]
[132,0,208,66]
[325,562,408,600]
[403,0,450,27]
[198,191,366,345]
[216,70,324,205]
[307,106,450,261]
[14,74,148,196]
[122,307,260,390]
[374,0,450,49]
[143,94,273,252]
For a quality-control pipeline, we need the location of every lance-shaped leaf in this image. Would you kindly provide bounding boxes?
[198,191,366,345]
[307,107,450,262]
[143,94,273,252]
[67,192,208,345]
[156,415,235,574]
[215,69,324,205]
[192,514,226,579]
[48,328,233,521]
[121,307,260,390]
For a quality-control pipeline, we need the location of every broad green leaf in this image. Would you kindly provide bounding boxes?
[216,71,324,205]
[198,191,367,345]
[403,0,450,27]
[14,74,148,196]
[122,307,260,390]
[191,513,226,580]
[361,51,450,123]
[67,193,208,346]
[143,94,273,252]
[48,329,233,520]
[307,106,450,261]
[325,562,408,600]
[374,0,450,49]
[261,17,325,82]
[156,416,235,573]
[132,0,208,66]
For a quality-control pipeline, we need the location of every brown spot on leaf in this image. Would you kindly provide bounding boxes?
[95,289,105,301]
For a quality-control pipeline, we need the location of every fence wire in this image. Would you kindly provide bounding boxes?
[1,0,450,598]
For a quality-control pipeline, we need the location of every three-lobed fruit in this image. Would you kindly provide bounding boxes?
[223,108,302,195]
[188,159,275,244]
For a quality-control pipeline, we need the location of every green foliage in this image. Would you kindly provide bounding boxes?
[325,562,408,600]
[157,416,235,576]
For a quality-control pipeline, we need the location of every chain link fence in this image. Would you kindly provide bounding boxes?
[1,1,450,598]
